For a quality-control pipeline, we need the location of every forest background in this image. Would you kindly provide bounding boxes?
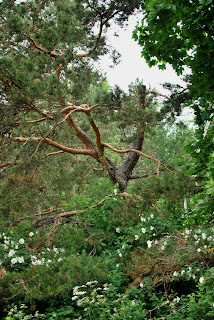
[0,0,213,319]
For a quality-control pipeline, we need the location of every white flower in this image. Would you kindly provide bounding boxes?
[75,291,87,295]
[150,214,154,219]
[33,259,42,265]
[4,240,9,245]
[71,296,78,301]
[139,282,144,288]
[113,189,118,195]
[147,240,152,248]
[132,300,135,305]
[47,259,52,264]
[150,226,154,231]
[29,232,34,237]
[11,258,17,264]
[116,228,120,233]
[17,256,24,263]
[135,235,139,240]
[197,248,201,252]
[15,245,19,249]
[19,238,25,244]
[141,228,146,234]
[58,258,63,262]
[181,270,185,275]
[161,246,165,251]
[199,276,205,284]
[173,297,180,303]
[8,249,15,257]
[194,235,198,240]
[192,274,196,280]
[141,217,146,222]
[116,264,120,267]
[153,233,156,237]
[202,233,206,240]
[86,281,97,286]
[119,252,122,257]
[173,271,179,277]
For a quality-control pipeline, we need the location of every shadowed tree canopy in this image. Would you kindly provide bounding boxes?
[133,0,214,219]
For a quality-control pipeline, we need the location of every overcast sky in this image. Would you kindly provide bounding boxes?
[97,15,194,123]
[98,15,187,94]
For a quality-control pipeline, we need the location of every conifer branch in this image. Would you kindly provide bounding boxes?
[25,35,58,58]
[102,142,173,175]
[0,161,19,169]
[5,136,97,158]
[61,106,99,154]
[147,90,171,100]
[46,150,64,157]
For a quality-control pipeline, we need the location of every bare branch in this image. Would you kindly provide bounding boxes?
[62,103,108,168]
[46,150,64,157]
[61,103,99,114]
[147,90,171,100]
[6,135,97,158]
[0,161,18,169]
[102,142,173,174]
[26,117,46,124]
[89,166,104,171]
[60,107,98,153]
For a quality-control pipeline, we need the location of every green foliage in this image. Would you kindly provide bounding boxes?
[134,0,214,219]
[1,189,213,318]
[1,0,213,319]
[133,0,214,101]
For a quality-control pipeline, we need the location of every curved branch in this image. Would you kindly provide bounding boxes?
[61,103,99,114]
[46,150,64,157]
[102,142,173,175]
[61,104,110,170]
[76,17,104,58]
[147,90,171,100]
[7,136,97,158]
[25,34,58,58]
[60,107,99,153]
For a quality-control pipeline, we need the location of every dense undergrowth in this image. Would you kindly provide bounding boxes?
[0,188,213,319]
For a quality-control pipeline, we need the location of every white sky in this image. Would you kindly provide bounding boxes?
[98,15,187,94]
[97,15,194,124]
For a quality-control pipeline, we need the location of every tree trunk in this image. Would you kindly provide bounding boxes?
[109,85,146,192]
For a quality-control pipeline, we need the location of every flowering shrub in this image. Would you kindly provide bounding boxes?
[0,231,65,272]
[0,195,213,319]
[4,304,45,319]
